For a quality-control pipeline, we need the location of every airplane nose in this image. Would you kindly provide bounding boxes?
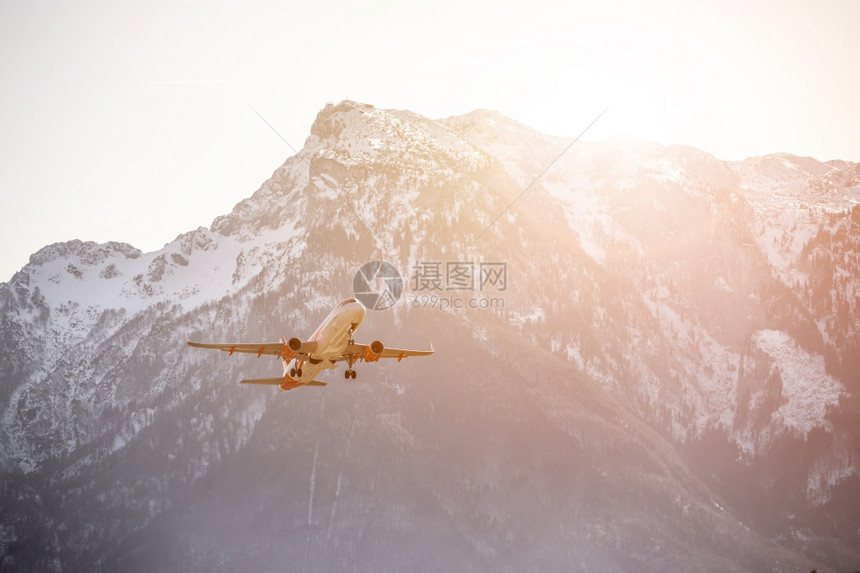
[355,301,367,320]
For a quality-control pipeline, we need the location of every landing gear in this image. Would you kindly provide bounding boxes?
[290,366,303,378]
[344,326,358,380]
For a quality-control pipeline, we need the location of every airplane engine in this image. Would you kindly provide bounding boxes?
[287,337,303,352]
[364,340,384,362]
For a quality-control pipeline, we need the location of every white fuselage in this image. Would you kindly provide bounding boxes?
[284,299,366,383]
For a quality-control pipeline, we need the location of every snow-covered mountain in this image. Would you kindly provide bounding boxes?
[1,100,858,571]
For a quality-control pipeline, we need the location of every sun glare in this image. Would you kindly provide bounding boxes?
[450,16,702,150]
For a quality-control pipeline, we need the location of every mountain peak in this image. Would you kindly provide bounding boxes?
[28,240,142,269]
[306,99,484,167]
[309,99,377,140]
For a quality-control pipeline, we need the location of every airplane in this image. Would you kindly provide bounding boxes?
[186,298,433,391]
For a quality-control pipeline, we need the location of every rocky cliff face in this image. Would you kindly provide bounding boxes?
[1,100,858,571]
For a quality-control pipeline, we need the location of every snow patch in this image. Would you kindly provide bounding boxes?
[753,330,843,436]
[508,305,545,327]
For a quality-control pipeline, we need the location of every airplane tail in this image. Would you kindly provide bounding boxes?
[240,378,284,385]
[240,377,328,388]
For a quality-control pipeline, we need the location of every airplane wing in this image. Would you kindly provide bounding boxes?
[342,342,434,363]
[186,340,294,359]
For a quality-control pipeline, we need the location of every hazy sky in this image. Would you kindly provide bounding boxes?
[1,0,858,281]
